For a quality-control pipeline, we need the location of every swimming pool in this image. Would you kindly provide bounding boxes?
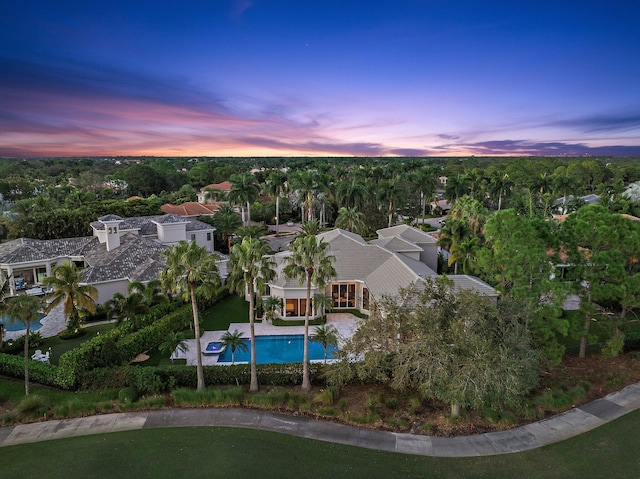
[0,315,44,332]
[217,334,338,364]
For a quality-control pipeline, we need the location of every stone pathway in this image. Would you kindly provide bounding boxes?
[1,382,639,456]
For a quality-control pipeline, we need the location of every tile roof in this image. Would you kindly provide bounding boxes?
[376,224,437,244]
[81,233,168,283]
[161,202,221,216]
[0,237,97,264]
[90,214,213,235]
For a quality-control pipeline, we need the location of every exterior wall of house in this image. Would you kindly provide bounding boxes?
[93,279,130,305]
[189,229,215,252]
[269,285,321,319]
[419,242,439,272]
[156,222,187,243]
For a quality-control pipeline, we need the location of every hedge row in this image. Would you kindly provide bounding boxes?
[57,304,193,389]
[0,353,63,388]
[77,363,327,393]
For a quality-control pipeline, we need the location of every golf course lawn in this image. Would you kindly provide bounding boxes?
[1,409,639,478]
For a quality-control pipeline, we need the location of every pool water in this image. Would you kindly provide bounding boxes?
[217,334,338,364]
[0,315,44,332]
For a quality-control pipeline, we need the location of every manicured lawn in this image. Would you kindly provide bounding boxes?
[1,410,639,478]
[40,323,117,365]
[199,294,250,331]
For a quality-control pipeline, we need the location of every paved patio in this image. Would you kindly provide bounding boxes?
[3,303,67,341]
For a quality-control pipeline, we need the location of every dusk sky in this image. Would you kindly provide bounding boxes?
[1,1,639,157]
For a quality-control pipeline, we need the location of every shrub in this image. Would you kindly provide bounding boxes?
[0,352,63,388]
[118,387,139,403]
[13,394,49,420]
[313,386,339,406]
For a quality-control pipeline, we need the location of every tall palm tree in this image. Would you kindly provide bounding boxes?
[448,235,481,275]
[161,241,220,391]
[444,175,470,204]
[220,329,248,365]
[437,219,471,274]
[377,176,407,228]
[0,277,10,349]
[297,219,323,238]
[284,235,336,391]
[336,176,370,210]
[310,324,339,364]
[488,173,514,211]
[228,173,260,226]
[212,204,242,252]
[264,171,288,236]
[290,170,318,223]
[412,166,439,225]
[4,295,43,395]
[227,237,276,392]
[43,263,98,334]
[334,207,366,234]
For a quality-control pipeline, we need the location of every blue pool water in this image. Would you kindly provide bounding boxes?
[0,315,43,332]
[217,334,338,364]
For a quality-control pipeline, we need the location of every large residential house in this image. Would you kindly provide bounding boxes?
[0,214,218,304]
[266,225,497,320]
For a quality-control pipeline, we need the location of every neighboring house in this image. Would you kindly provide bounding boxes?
[0,213,222,304]
[553,194,599,214]
[161,202,222,217]
[197,181,232,203]
[265,225,497,320]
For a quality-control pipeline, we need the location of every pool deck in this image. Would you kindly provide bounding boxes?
[182,313,360,366]
[3,303,67,341]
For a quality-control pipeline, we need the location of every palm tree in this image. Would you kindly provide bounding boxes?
[297,219,323,238]
[437,219,471,274]
[220,329,248,365]
[128,279,166,306]
[0,277,10,349]
[161,241,221,391]
[264,171,288,236]
[105,291,146,328]
[448,236,481,275]
[335,207,366,234]
[310,324,339,364]
[336,176,370,210]
[43,263,98,334]
[488,173,514,211]
[228,173,260,226]
[3,295,43,395]
[212,204,242,252]
[284,235,336,391]
[412,166,439,225]
[444,175,470,204]
[377,176,407,228]
[312,292,333,319]
[159,331,188,363]
[263,296,282,322]
[203,186,228,203]
[227,237,276,392]
[290,170,318,223]
[235,225,269,242]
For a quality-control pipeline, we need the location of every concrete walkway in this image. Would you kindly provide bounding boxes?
[2,381,639,456]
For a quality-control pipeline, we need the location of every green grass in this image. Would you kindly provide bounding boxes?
[198,294,250,332]
[39,323,117,365]
[1,409,639,478]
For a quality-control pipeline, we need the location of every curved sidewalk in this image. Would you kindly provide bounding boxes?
[1,382,640,456]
